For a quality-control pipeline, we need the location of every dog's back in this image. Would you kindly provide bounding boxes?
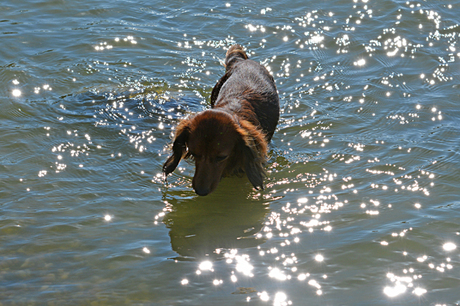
[211,45,280,141]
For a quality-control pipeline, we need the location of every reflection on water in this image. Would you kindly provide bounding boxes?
[161,178,269,260]
[1,0,460,304]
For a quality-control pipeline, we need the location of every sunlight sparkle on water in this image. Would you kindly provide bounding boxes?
[384,283,406,297]
[442,242,456,251]
[269,267,288,281]
[259,291,270,302]
[310,35,324,44]
[235,255,254,276]
[199,260,213,271]
[142,247,150,254]
[297,197,308,204]
[104,214,112,221]
[308,279,321,290]
[273,292,289,306]
[297,273,309,281]
[354,58,366,66]
[383,270,428,298]
[417,255,427,262]
[412,287,427,296]
[315,254,324,262]
[12,89,21,97]
[180,279,189,285]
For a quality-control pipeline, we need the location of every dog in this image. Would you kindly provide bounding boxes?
[163,44,279,196]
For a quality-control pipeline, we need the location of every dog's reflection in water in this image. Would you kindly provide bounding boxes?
[162,179,270,260]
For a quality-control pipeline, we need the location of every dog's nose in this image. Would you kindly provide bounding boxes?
[194,187,211,196]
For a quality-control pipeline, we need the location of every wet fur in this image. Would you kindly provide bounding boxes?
[163,44,280,196]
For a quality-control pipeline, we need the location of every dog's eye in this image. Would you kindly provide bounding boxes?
[215,155,228,162]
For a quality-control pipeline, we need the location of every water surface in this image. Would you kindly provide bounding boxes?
[1,0,459,305]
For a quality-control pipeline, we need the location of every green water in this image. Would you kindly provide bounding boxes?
[1,0,459,305]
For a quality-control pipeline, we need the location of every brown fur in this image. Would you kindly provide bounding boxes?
[163,44,279,196]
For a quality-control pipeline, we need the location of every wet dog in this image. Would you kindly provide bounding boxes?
[163,44,279,196]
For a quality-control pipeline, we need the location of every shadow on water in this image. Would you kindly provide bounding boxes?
[161,177,270,261]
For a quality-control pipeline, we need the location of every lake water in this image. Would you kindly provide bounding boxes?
[1,0,459,305]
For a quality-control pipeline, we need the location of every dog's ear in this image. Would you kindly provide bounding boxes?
[163,120,190,176]
[237,120,268,190]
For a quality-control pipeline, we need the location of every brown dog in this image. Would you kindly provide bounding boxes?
[163,44,279,196]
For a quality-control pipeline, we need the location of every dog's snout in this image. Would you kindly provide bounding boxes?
[194,186,211,196]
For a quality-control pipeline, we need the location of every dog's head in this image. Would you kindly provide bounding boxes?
[163,110,267,196]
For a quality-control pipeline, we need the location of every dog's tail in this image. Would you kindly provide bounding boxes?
[225,44,248,67]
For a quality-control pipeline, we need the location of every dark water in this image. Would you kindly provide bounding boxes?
[1,0,459,305]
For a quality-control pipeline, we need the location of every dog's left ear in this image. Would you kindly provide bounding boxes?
[237,120,268,190]
[163,120,190,176]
